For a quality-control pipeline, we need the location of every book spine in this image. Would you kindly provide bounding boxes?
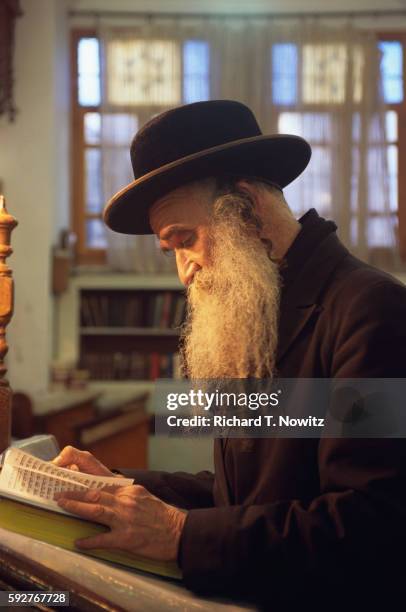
[160,292,172,328]
[149,353,160,380]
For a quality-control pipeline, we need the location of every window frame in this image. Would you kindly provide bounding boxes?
[377,32,406,261]
[272,37,406,263]
[71,28,106,265]
[71,28,406,265]
[71,29,210,265]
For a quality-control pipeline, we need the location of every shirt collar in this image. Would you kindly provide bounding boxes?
[278,208,338,293]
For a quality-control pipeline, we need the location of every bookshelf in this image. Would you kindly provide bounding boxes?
[55,273,185,386]
[54,272,215,476]
[81,328,180,336]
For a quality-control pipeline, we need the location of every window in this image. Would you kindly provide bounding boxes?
[272,36,406,259]
[72,30,405,264]
[378,36,406,259]
[71,30,210,264]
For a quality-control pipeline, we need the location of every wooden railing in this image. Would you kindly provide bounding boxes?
[0,196,17,454]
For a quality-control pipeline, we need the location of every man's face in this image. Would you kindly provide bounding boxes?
[150,182,214,287]
[149,180,281,379]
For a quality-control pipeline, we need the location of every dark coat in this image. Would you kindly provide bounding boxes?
[123,209,406,608]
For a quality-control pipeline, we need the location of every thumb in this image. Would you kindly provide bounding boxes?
[75,531,116,550]
[52,446,78,466]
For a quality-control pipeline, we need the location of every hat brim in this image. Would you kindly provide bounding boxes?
[103,134,311,235]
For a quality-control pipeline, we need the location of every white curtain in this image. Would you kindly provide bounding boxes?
[98,16,399,272]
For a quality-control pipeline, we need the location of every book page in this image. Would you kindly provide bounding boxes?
[0,448,133,514]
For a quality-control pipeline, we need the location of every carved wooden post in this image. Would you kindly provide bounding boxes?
[0,196,18,454]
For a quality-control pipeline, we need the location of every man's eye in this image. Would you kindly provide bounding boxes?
[159,232,195,257]
[180,234,195,248]
[161,247,175,258]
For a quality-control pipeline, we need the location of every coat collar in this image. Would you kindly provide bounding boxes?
[276,209,349,364]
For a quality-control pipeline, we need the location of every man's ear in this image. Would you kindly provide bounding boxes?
[235,180,262,211]
[235,179,271,238]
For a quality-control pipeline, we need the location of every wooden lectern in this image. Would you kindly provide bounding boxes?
[0,195,17,455]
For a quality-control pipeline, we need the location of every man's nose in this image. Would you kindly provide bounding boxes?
[176,251,201,286]
[175,250,189,285]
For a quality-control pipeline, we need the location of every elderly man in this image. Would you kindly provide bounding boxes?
[54,101,406,608]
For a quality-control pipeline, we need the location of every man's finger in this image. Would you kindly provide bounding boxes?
[75,531,116,550]
[101,484,122,495]
[56,496,116,526]
[52,446,81,467]
[54,488,115,506]
[52,447,107,476]
[54,488,97,502]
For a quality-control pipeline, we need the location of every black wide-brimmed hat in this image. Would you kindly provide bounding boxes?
[103,100,311,235]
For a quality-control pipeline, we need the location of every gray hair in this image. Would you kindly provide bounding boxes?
[192,175,287,207]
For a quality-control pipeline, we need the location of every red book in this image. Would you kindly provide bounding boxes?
[160,292,172,328]
[149,353,160,380]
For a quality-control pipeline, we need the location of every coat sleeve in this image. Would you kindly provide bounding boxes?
[178,279,406,605]
[116,468,215,509]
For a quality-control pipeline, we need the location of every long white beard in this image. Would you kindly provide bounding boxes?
[179,191,281,381]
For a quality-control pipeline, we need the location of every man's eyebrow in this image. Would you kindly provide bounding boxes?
[159,224,193,242]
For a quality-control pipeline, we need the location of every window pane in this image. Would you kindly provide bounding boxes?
[352,46,364,104]
[367,147,392,213]
[352,216,396,248]
[303,44,347,104]
[353,112,397,144]
[387,144,398,212]
[367,217,396,247]
[78,38,101,106]
[102,147,133,196]
[385,110,397,143]
[351,146,362,214]
[351,217,358,244]
[301,44,363,104]
[106,40,181,105]
[101,113,138,145]
[379,41,403,104]
[183,40,210,103]
[278,112,301,135]
[84,112,101,144]
[368,114,387,143]
[272,43,297,105]
[352,113,360,142]
[79,76,101,107]
[351,147,359,213]
[278,112,332,143]
[86,219,107,249]
[283,145,332,217]
[85,149,103,213]
[351,145,397,215]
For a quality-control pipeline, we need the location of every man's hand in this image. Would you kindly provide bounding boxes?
[54,486,187,562]
[52,446,117,477]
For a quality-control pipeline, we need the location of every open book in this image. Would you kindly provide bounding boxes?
[0,448,181,580]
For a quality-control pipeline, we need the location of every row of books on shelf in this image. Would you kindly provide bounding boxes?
[80,292,186,329]
[81,351,182,380]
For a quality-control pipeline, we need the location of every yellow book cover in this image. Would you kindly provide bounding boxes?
[0,497,181,580]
